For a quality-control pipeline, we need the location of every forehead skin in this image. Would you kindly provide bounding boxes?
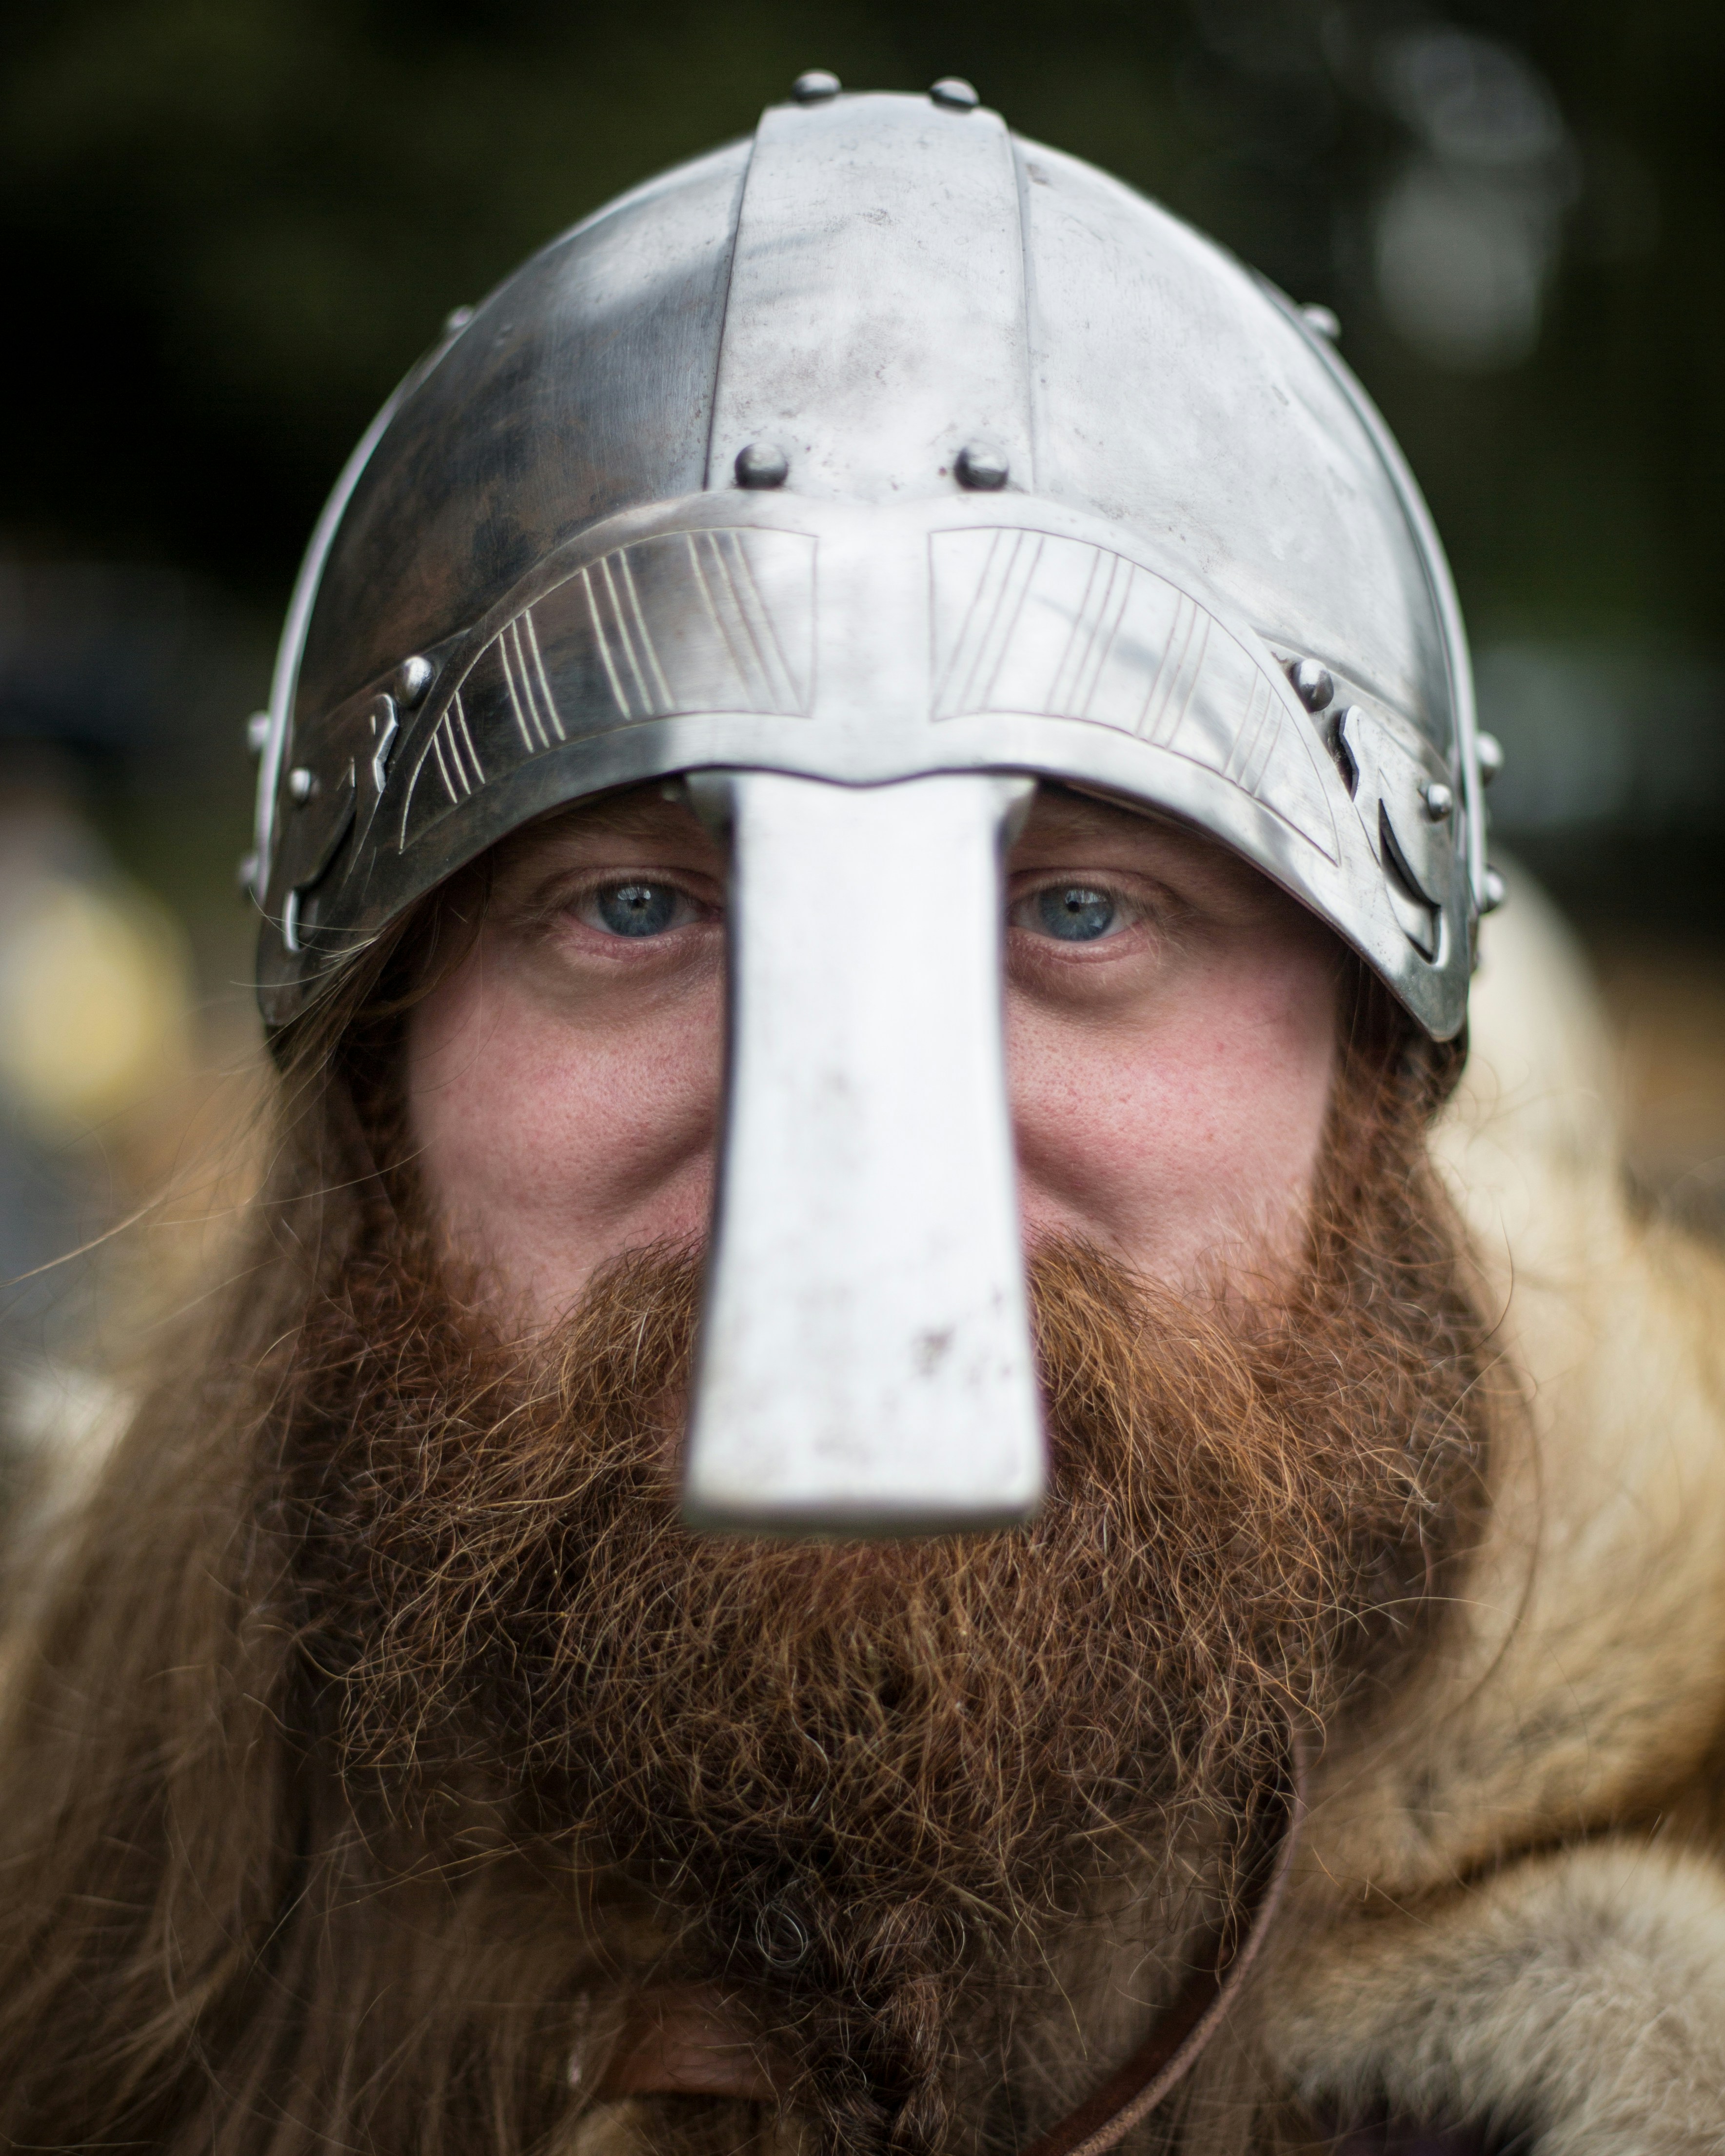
[405,782,1341,1324]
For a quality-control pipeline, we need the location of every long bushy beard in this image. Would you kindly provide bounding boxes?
[292,1145,1483,2156]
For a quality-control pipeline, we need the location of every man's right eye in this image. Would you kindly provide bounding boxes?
[577,882,696,938]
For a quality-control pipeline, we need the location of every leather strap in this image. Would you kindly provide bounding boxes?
[597,1735,1305,2155]
[1017,1737,1306,2156]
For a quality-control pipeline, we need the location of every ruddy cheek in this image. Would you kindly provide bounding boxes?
[406,962,723,1322]
[1007,947,1335,1283]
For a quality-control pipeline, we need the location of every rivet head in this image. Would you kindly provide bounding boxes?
[930,77,979,110]
[286,766,318,806]
[734,441,789,489]
[1481,865,1507,914]
[1475,731,1505,784]
[394,654,435,707]
[792,69,841,103]
[1301,304,1341,340]
[955,442,1009,491]
[443,304,474,336]
[1286,658,1334,712]
[245,709,270,758]
[1422,780,1455,822]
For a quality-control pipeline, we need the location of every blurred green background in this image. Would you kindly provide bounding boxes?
[0,0,1721,1408]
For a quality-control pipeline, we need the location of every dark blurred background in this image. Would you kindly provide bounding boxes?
[0,0,1721,1447]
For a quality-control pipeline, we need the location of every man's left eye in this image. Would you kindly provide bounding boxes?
[578,882,697,938]
[1011,884,1135,943]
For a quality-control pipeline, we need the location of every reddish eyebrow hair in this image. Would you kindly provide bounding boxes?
[501,788,713,855]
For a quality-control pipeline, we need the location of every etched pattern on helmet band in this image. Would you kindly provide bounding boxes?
[929,528,1339,862]
[400,528,816,844]
[425,692,486,803]
[500,612,564,752]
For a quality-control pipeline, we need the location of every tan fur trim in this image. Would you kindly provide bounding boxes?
[1260,1838,1725,2152]
[1308,876,1725,1894]
[1245,880,1725,2150]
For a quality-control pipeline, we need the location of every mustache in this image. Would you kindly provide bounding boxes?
[304,1231,1455,1811]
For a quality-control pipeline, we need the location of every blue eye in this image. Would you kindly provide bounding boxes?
[594,882,681,937]
[1036,885,1117,941]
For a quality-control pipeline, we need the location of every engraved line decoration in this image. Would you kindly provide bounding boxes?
[398,528,817,852]
[500,613,565,752]
[582,565,634,720]
[521,609,562,740]
[613,550,676,714]
[1047,544,1132,721]
[682,530,805,715]
[591,555,650,718]
[500,620,535,752]
[1226,671,1276,798]
[934,527,1046,721]
[931,528,1340,861]
[1138,592,1209,750]
[426,690,486,807]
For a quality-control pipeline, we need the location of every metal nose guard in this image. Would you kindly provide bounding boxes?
[681,769,1044,1536]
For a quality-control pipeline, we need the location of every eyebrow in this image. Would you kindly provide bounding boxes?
[1015,794,1184,848]
[509,794,712,852]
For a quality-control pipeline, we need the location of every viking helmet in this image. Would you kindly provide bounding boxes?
[250,77,1492,1536]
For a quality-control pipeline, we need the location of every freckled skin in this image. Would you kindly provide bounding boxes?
[406,785,1340,1324]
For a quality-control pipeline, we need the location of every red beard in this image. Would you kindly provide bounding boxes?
[294,1174,1484,2156]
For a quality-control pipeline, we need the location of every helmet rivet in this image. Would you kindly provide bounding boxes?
[1300,304,1341,340]
[930,77,979,111]
[1286,658,1333,712]
[792,69,841,103]
[286,766,318,806]
[1475,731,1506,784]
[443,305,474,336]
[735,441,789,489]
[1481,866,1507,913]
[955,442,1009,491]
[1422,779,1455,822]
[244,709,270,758]
[394,654,435,707]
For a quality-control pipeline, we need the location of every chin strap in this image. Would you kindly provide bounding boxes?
[1019,1735,1307,2156]
[597,1735,1307,2150]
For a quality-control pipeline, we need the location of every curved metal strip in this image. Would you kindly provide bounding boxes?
[397,528,817,852]
[710,92,1033,501]
[930,526,1340,863]
[260,491,1467,1039]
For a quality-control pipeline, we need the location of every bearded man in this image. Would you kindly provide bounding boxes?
[3,74,1725,2156]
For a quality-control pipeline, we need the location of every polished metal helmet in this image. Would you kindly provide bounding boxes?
[250,77,1492,1537]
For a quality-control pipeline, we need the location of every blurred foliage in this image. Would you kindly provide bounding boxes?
[0,0,1720,644]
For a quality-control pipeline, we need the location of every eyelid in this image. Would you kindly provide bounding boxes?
[541,864,719,910]
[1009,866,1191,919]
[1007,873,1145,907]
